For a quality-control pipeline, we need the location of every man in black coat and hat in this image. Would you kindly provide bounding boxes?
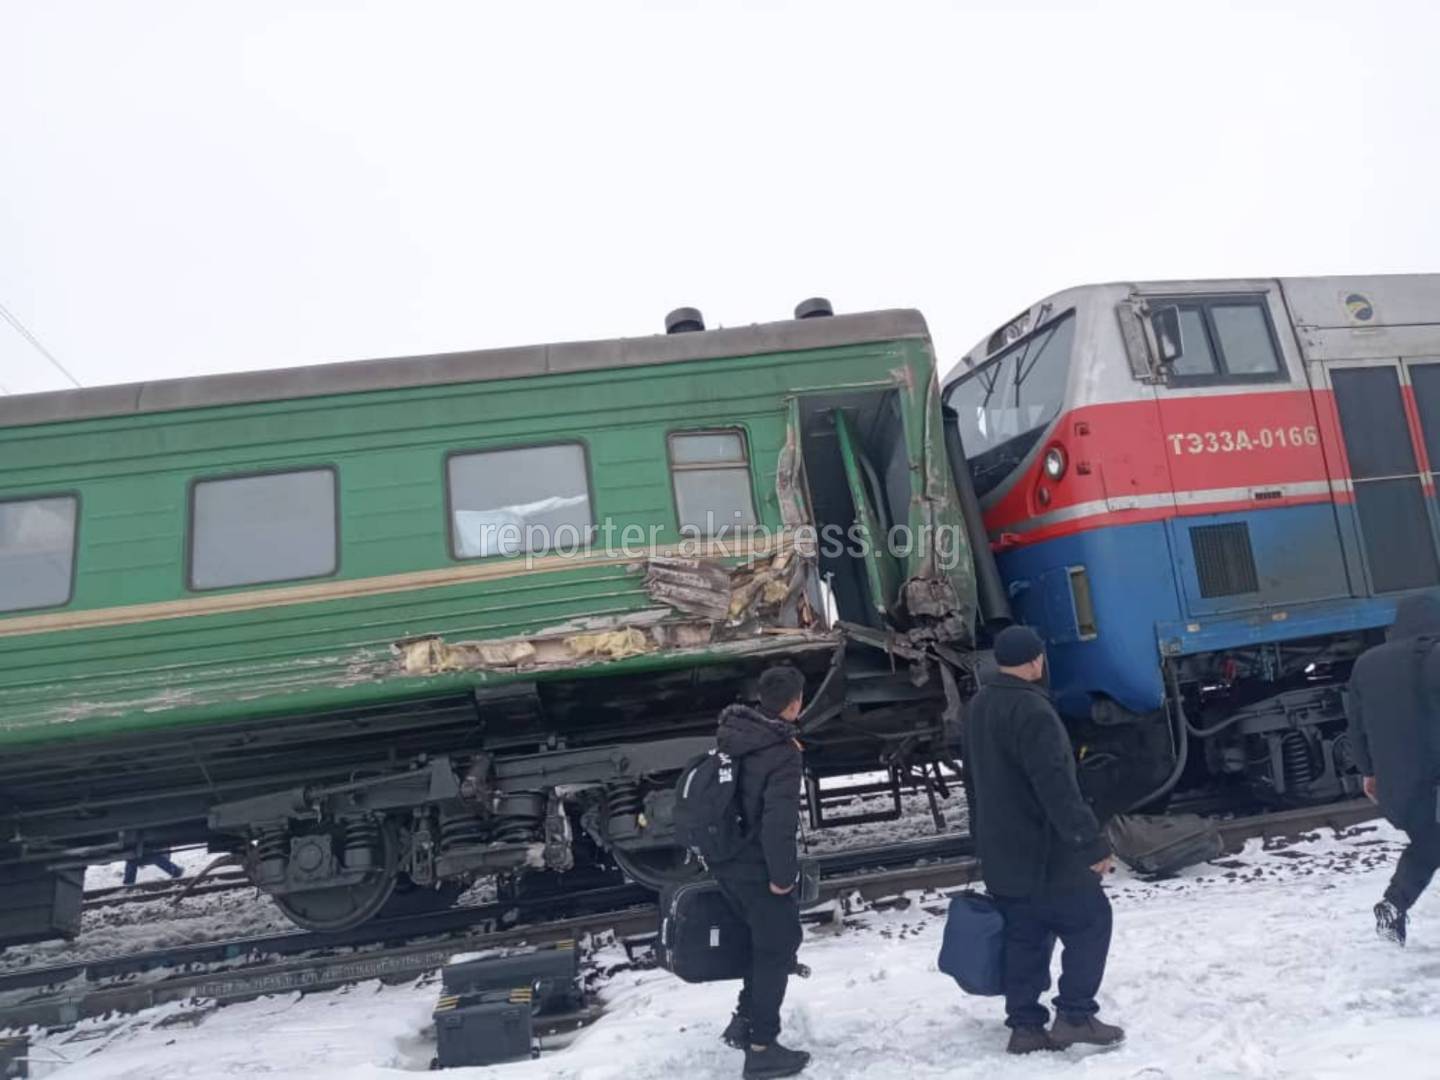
[712,664,810,1079]
[1347,589,1440,945]
[966,625,1125,1054]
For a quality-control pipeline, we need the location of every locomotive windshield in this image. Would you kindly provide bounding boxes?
[946,311,1076,497]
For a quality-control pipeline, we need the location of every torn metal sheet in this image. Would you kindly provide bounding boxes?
[776,399,809,529]
[395,541,824,677]
[643,557,733,619]
[646,541,816,630]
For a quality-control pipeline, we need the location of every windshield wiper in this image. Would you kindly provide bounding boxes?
[977,362,1002,411]
[1010,323,1060,404]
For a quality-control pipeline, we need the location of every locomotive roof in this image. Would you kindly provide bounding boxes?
[950,272,1440,380]
[0,308,931,430]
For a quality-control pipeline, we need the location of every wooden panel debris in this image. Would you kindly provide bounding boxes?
[395,540,823,676]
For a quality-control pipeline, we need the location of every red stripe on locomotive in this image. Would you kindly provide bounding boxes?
[983,389,1349,547]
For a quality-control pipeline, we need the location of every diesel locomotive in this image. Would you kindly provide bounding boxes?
[944,273,1440,817]
[0,302,986,945]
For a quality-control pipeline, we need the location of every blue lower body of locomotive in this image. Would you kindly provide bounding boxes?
[997,502,1399,722]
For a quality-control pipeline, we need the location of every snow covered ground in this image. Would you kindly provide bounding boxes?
[16,819,1439,1080]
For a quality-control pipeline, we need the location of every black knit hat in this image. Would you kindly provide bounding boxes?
[994,625,1045,667]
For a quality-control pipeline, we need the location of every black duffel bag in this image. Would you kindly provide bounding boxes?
[657,859,819,985]
[657,878,750,983]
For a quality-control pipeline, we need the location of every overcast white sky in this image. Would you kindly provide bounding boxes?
[1,0,1436,395]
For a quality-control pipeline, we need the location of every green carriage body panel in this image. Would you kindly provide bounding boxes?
[0,311,976,749]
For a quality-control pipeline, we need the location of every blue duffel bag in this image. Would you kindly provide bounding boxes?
[937,891,1005,996]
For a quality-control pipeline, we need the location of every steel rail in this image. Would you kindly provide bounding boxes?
[0,800,1377,1032]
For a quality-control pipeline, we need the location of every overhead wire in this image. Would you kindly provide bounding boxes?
[0,299,81,388]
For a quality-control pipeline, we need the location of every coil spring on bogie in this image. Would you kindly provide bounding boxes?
[256,827,287,863]
[1280,730,1318,791]
[491,816,538,843]
[606,781,641,819]
[439,812,487,851]
[254,826,288,887]
[344,818,380,855]
[492,792,547,844]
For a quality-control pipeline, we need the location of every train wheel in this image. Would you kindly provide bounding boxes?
[271,827,398,933]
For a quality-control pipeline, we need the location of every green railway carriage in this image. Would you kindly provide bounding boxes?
[0,305,983,944]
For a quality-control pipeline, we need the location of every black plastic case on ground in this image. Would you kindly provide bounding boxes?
[441,942,581,1014]
[433,989,534,1068]
[1106,813,1224,876]
[656,879,751,983]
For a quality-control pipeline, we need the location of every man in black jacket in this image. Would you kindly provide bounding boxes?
[1347,590,1440,946]
[713,664,810,1080]
[966,625,1124,1054]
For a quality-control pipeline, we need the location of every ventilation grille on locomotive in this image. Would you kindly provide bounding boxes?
[1190,523,1260,598]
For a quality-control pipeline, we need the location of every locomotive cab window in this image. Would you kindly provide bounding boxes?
[189,469,338,590]
[669,430,757,535]
[1152,297,1284,383]
[448,443,593,559]
[945,310,1077,498]
[0,495,78,613]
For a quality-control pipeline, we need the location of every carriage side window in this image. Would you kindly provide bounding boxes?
[0,495,78,612]
[669,430,758,535]
[1155,298,1283,382]
[448,443,593,558]
[189,469,337,590]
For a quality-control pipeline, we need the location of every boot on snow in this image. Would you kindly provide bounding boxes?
[1006,1026,1060,1054]
[1376,899,1408,946]
[1050,1014,1126,1049]
[742,1041,811,1079]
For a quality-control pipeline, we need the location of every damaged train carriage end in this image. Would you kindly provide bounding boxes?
[379,355,983,890]
[0,305,980,943]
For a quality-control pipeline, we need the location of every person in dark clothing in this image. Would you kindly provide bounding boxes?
[712,664,811,1080]
[1346,589,1440,946]
[123,849,183,885]
[965,625,1125,1054]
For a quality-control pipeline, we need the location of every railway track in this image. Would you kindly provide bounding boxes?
[82,867,251,910]
[0,800,1378,1033]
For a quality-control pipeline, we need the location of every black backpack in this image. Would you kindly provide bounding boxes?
[673,748,750,866]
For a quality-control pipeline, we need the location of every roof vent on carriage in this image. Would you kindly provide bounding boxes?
[664,307,706,334]
[794,297,834,319]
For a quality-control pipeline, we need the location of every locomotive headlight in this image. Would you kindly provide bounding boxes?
[1043,446,1067,480]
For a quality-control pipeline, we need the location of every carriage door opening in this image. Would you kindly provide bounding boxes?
[1328,362,1440,593]
[792,389,909,627]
